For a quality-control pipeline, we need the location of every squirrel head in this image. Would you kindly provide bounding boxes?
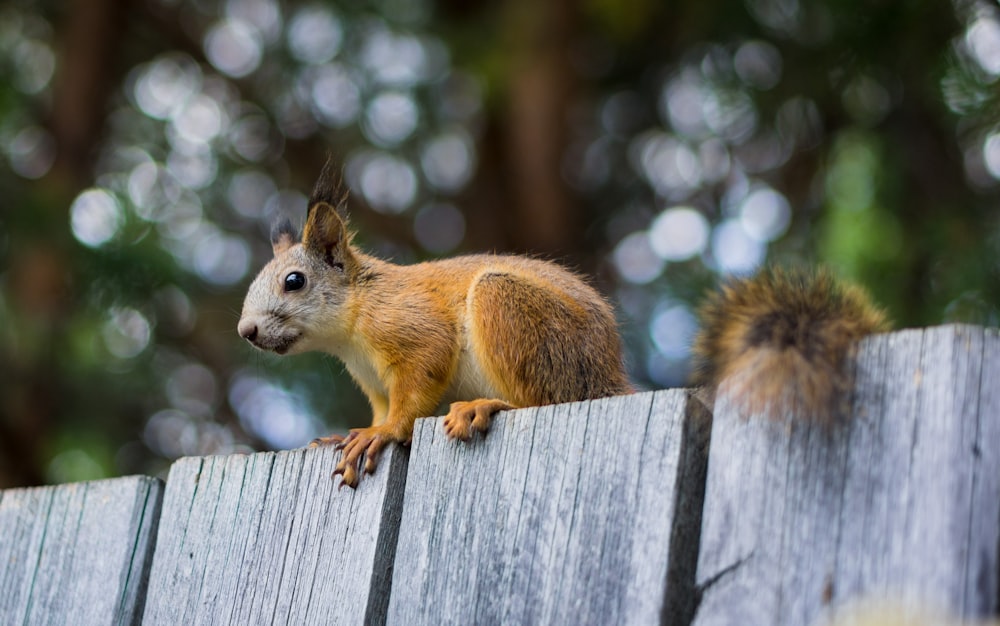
[238,161,359,356]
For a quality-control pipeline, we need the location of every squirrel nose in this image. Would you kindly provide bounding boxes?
[238,319,258,342]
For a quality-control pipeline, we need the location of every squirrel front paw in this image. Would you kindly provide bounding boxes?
[443,399,515,441]
[313,426,398,489]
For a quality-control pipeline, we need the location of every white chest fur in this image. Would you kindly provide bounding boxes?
[334,332,504,414]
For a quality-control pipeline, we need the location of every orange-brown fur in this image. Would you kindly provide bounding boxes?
[691,267,890,423]
[239,162,632,487]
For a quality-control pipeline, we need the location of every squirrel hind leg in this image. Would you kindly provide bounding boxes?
[465,271,631,407]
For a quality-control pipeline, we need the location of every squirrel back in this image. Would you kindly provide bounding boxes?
[691,267,890,422]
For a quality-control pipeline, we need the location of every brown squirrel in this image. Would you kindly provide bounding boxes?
[239,159,889,486]
[691,266,890,422]
[238,160,633,487]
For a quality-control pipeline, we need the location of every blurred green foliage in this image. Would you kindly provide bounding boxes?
[0,0,998,487]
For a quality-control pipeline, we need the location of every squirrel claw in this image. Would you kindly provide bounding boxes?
[443,399,515,441]
[331,426,394,488]
[333,431,359,451]
[334,465,357,490]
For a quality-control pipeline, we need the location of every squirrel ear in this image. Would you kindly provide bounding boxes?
[302,201,351,268]
[270,217,299,256]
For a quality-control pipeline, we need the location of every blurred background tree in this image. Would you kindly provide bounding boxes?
[1,0,998,487]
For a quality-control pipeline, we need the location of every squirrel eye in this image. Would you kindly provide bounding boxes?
[284,272,306,292]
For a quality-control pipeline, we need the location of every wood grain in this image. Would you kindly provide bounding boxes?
[141,445,408,625]
[387,389,705,625]
[694,325,1000,626]
[0,475,163,625]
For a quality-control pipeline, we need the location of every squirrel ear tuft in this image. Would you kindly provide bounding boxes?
[302,201,352,268]
[308,154,349,217]
[270,217,299,256]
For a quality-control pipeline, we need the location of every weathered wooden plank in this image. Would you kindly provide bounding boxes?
[694,325,1000,626]
[141,444,408,626]
[0,475,163,625]
[387,389,706,625]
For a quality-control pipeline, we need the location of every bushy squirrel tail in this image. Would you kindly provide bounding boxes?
[691,267,891,422]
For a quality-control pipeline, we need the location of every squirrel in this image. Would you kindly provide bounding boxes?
[239,159,889,486]
[238,159,633,488]
[690,266,890,423]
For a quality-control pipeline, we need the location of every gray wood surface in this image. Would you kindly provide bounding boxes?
[0,475,163,626]
[387,389,705,626]
[694,324,1000,626]
[141,444,408,626]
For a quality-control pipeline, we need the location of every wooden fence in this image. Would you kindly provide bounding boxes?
[1,325,998,625]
